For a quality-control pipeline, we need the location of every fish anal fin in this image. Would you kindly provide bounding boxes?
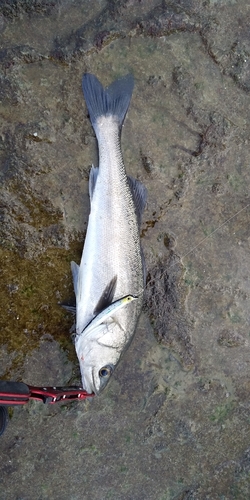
[89,165,99,200]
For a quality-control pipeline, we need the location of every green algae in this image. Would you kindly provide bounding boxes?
[0,239,84,377]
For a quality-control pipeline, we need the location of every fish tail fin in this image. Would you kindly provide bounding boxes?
[82,73,134,130]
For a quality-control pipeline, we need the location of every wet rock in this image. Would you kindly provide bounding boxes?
[1,1,250,498]
[145,249,195,368]
[218,329,245,347]
[0,0,57,18]
[136,3,199,38]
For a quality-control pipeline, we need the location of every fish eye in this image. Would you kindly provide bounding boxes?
[99,365,113,378]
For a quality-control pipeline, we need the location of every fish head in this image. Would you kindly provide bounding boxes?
[75,322,126,394]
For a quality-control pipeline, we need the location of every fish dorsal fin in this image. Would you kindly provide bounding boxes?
[89,165,99,200]
[94,275,117,315]
[128,176,147,226]
[71,261,79,296]
[141,247,146,287]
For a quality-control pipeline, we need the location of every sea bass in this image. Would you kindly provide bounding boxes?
[71,73,147,394]
[80,295,138,338]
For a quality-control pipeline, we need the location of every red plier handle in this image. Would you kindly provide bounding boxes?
[0,381,94,405]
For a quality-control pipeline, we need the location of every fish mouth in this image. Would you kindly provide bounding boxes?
[91,369,99,395]
[81,367,100,395]
[81,373,96,395]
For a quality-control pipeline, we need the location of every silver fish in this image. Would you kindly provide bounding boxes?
[71,73,147,394]
[80,295,138,338]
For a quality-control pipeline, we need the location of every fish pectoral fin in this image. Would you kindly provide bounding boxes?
[89,165,99,200]
[107,315,126,332]
[94,275,118,315]
[97,327,125,349]
[71,261,79,296]
[127,176,147,226]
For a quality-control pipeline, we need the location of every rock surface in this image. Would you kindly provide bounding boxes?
[1,1,250,498]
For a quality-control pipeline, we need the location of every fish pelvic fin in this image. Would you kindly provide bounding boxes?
[60,303,76,314]
[71,261,79,296]
[82,73,134,131]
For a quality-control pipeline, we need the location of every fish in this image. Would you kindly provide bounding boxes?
[79,295,138,338]
[71,73,147,394]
